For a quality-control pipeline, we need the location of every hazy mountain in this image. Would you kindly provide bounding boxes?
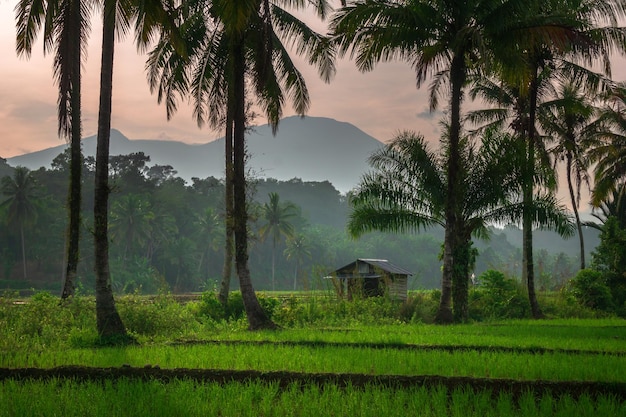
[7,116,385,193]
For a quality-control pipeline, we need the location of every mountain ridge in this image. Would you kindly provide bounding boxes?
[7,116,384,193]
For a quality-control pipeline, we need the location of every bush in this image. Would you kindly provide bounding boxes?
[469,270,529,320]
[195,291,277,322]
[117,292,201,338]
[567,269,614,312]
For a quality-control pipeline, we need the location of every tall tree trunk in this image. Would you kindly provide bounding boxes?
[61,0,82,300]
[435,54,464,324]
[524,66,543,319]
[218,94,235,307]
[452,236,472,323]
[271,241,276,291]
[232,41,275,330]
[293,262,298,291]
[20,225,27,280]
[94,2,127,338]
[566,156,585,269]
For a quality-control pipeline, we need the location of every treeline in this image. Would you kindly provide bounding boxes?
[0,150,585,294]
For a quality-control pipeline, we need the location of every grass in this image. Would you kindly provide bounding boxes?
[1,292,625,415]
[1,379,625,417]
[2,342,624,382]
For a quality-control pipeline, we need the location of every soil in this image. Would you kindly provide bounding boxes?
[1,366,625,402]
[169,339,626,357]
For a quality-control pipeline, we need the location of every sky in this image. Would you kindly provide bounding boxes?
[2,1,626,214]
[0,1,442,159]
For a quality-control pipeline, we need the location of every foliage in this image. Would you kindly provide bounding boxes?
[590,216,626,314]
[116,293,202,338]
[196,291,278,323]
[568,269,614,312]
[469,270,529,320]
[4,380,626,417]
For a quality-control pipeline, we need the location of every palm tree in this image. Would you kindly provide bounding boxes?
[586,181,626,230]
[468,68,573,318]
[93,0,180,339]
[284,233,311,291]
[259,192,297,291]
[539,81,604,269]
[0,167,39,280]
[194,207,223,280]
[15,0,91,298]
[109,194,152,263]
[146,0,335,329]
[592,84,626,206]
[332,0,587,323]
[466,0,626,313]
[348,129,572,321]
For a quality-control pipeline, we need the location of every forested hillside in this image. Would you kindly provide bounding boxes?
[0,151,591,294]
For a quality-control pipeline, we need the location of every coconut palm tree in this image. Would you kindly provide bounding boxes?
[349,128,573,321]
[259,192,298,291]
[284,233,311,291]
[0,167,39,280]
[592,84,626,207]
[146,0,335,329]
[109,194,152,263]
[93,0,181,339]
[539,81,605,269]
[194,207,223,280]
[332,0,590,322]
[15,0,92,298]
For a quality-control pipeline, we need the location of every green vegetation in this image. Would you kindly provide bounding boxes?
[2,380,624,417]
[1,293,626,415]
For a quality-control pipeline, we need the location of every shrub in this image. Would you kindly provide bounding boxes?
[567,269,614,312]
[469,270,529,320]
[195,291,277,322]
[117,292,201,338]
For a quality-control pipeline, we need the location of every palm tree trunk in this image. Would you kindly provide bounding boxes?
[219,90,235,307]
[524,66,543,319]
[435,54,464,324]
[293,262,298,291]
[94,1,127,338]
[452,236,472,323]
[232,41,275,330]
[271,242,276,291]
[61,0,83,300]
[566,156,585,269]
[20,224,27,280]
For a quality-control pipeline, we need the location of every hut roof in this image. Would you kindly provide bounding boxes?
[328,258,412,278]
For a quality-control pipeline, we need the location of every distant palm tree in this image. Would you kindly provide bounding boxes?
[539,82,604,269]
[259,192,298,291]
[592,84,626,207]
[1,167,39,279]
[284,233,312,291]
[16,0,91,298]
[195,207,223,279]
[109,195,152,263]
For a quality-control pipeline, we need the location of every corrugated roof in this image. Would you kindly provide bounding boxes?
[358,259,413,275]
[327,259,412,277]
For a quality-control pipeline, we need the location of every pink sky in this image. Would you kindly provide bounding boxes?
[2,1,626,213]
[0,1,441,159]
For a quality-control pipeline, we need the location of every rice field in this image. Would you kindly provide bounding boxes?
[1,295,625,416]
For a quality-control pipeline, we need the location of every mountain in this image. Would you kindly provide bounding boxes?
[7,116,385,193]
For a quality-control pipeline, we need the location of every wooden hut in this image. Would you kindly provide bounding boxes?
[326,259,411,301]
